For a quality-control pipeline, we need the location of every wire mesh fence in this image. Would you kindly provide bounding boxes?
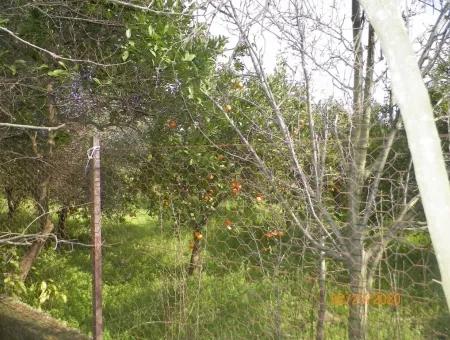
[2,118,447,339]
[0,128,90,247]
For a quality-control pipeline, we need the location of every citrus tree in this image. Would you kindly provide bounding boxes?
[0,0,223,281]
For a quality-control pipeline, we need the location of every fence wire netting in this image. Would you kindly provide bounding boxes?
[1,115,448,339]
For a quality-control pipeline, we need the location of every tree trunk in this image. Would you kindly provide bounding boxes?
[56,206,69,240]
[348,243,369,340]
[19,216,54,281]
[188,231,202,275]
[19,174,52,281]
[347,6,375,338]
[5,186,17,219]
[19,83,57,281]
[316,241,327,340]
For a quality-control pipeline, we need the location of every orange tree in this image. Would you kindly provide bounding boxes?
[130,65,318,275]
[124,88,248,274]
[0,0,225,281]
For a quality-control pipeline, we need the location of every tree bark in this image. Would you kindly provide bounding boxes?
[19,173,53,280]
[19,217,54,281]
[56,206,69,241]
[350,0,364,144]
[348,246,369,340]
[188,230,202,275]
[5,186,17,219]
[346,4,377,335]
[316,240,327,340]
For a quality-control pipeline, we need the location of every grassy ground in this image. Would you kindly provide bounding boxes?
[1,209,449,339]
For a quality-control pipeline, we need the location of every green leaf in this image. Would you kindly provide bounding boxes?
[7,65,16,75]
[182,52,196,62]
[58,61,67,69]
[93,77,102,85]
[187,85,194,99]
[17,280,26,293]
[39,291,49,304]
[122,50,129,62]
[148,25,155,36]
[200,80,209,95]
[47,69,69,77]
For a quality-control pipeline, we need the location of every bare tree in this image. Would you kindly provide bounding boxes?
[205,0,449,338]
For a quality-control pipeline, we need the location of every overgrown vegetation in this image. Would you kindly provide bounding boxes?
[1,0,449,339]
[1,205,448,339]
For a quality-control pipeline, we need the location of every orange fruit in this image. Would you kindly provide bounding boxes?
[231,180,241,190]
[224,219,233,230]
[203,193,213,202]
[264,231,274,238]
[167,119,177,129]
[230,180,242,196]
[265,230,285,238]
[194,230,203,240]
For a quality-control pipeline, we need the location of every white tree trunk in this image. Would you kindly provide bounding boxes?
[359,0,450,309]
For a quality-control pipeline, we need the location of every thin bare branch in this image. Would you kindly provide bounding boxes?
[0,122,66,131]
[104,0,190,16]
[0,26,124,67]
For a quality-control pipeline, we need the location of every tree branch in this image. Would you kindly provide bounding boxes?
[0,122,66,131]
[104,0,189,16]
[0,26,124,67]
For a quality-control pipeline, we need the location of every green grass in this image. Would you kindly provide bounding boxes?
[1,209,449,339]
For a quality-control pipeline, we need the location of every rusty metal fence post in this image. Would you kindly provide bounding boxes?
[89,136,103,340]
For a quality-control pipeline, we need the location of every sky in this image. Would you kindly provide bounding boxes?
[204,0,443,105]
